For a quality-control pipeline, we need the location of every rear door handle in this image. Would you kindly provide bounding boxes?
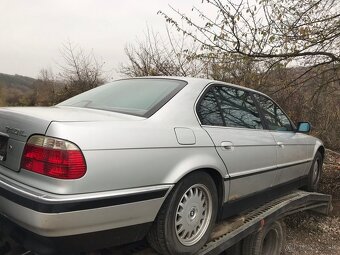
[221,141,234,150]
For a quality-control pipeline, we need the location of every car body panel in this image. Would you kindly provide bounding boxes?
[313,139,324,158]
[202,126,278,199]
[0,172,171,236]
[174,127,196,145]
[0,76,324,253]
[0,108,51,172]
[0,195,162,237]
[271,131,309,165]
[271,131,316,185]
[0,146,227,195]
[0,106,144,172]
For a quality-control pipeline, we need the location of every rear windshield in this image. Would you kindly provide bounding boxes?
[58,78,187,117]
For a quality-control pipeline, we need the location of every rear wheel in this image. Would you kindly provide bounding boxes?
[147,171,218,255]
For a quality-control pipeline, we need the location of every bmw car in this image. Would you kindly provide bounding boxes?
[0,77,324,255]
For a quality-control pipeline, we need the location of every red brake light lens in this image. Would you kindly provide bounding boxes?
[21,135,86,179]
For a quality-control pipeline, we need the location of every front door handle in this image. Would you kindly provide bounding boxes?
[221,141,234,150]
[277,142,284,148]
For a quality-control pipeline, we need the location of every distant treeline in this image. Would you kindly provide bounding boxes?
[0,64,339,152]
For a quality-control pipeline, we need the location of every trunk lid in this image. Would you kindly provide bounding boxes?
[0,106,143,171]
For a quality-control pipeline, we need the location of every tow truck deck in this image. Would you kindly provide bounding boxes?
[2,190,332,255]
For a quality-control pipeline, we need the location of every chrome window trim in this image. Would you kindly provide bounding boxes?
[194,82,296,132]
[201,124,268,132]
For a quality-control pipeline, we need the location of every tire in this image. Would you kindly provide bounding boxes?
[147,171,218,255]
[242,220,286,255]
[305,151,323,192]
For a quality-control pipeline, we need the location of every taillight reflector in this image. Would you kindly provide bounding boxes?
[21,135,86,179]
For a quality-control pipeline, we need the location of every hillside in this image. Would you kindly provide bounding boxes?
[0,73,36,92]
[0,73,38,106]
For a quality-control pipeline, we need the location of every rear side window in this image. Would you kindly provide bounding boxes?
[253,94,293,131]
[197,85,263,129]
[197,87,224,126]
[214,86,263,129]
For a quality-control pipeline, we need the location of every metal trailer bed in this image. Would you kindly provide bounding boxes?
[2,190,332,255]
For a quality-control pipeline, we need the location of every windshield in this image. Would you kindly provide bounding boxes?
[58,78,187,117]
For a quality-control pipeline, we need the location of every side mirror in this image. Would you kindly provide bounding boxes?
[296,122,311,134]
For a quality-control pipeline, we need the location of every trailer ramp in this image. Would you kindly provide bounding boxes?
[5,190,332,255]
[109,190,331,255]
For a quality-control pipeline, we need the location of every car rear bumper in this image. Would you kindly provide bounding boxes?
[0,173,172,253]
[0,214,152,255]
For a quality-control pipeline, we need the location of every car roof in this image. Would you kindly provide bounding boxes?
[123,76,269,98]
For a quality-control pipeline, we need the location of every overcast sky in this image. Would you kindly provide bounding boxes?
[0,0,213,79]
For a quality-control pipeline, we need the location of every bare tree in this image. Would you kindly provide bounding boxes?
[119,27,208,77]
[32,69,57,106]
[57,41,106,100]
[0,87,5,107]
[119,11,340,150]
[160,0,340,90]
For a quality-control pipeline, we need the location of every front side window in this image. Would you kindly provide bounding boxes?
[253,94,293,131]
[58,79,186,117]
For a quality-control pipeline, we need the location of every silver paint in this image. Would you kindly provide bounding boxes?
[0,77,323,240]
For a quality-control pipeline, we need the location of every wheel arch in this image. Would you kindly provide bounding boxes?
[200,168,226,222]
[148,167,224,254]
[312,139,325,161]
[166,167,227,223]
[160,152,228,222]
[317,145,325,160]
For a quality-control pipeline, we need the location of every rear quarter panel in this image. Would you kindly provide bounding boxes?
[41,121,227,194]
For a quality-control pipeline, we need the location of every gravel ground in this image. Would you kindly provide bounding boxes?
[283,149,340,255]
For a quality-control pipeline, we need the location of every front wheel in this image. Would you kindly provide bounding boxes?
[147,171,218,255]
[306,151,323,192]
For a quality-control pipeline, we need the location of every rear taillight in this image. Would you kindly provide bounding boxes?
[21,135,86,179]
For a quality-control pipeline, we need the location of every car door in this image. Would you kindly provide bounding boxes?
[252,93,311,185]
[196,84,278,200]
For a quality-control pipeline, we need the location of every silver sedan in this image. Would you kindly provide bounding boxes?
[0,77,324,255]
